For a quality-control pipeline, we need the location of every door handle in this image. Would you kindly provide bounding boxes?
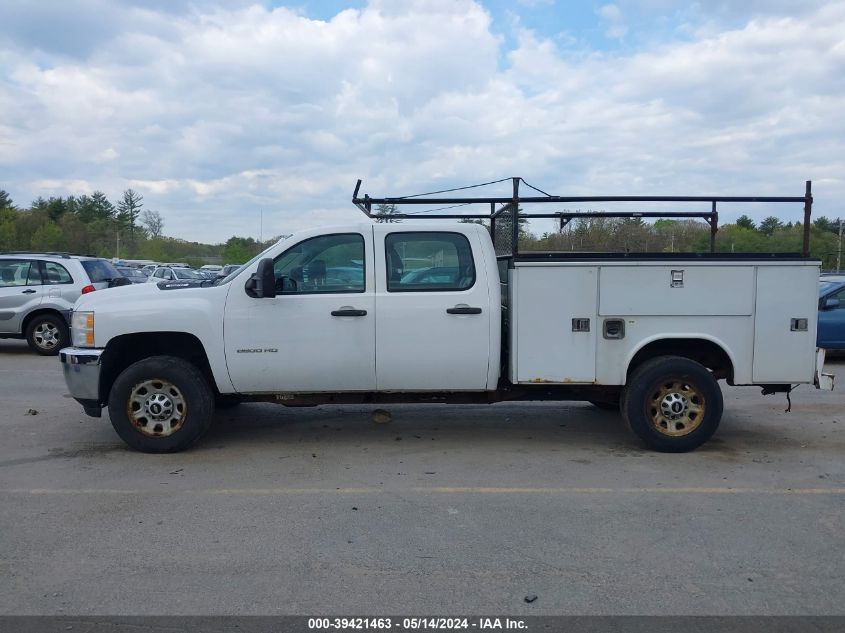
[331,308,367,317]
[22,289,37,294]
[447,306,482,315]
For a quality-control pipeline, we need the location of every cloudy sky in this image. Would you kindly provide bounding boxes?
[1,0,843,243]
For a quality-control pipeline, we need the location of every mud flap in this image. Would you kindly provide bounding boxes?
[815,348,835,391]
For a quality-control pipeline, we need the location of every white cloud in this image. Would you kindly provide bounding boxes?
[0,1,843,243]
[597,4,628,39]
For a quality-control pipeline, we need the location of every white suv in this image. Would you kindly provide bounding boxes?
[0,253,128,355]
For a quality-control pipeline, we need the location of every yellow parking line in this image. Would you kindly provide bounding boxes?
[5,486,845,495]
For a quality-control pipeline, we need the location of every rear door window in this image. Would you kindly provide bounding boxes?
[384,232,475,292]
[43,262,73,284]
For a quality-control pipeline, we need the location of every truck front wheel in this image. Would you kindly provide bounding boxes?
[107,356,214,453]
[622,356,723,452]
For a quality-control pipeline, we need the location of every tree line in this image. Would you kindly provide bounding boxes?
[0,189,276,267]
[2,190,842,270]
[463,211,844,270]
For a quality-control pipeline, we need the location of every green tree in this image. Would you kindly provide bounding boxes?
[0,190,14,210]
[116,189,144,237]
[76,193,114,224]
[758,216,783,236]
[0,206,18,250]
[222,236,260,263]
[59,213,91,254]
[30,221,64,251]
[374,203,401,223]
[735,215,756,230]
[813,216,838,234]
[90,191,115,221]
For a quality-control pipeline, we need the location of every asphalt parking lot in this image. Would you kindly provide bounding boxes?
[0,339,843,616]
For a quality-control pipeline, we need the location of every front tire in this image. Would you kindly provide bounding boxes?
[622,356,723,452]
[26,314,69,356]
[108,356,214,453]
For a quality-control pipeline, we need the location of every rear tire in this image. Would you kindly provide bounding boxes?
[622,355,723,453]
[25,314,69,356]
[108,355,214,453]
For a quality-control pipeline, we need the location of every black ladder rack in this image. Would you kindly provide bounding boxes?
[352,177,813,257]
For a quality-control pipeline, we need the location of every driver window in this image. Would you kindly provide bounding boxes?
[273,233,365,294]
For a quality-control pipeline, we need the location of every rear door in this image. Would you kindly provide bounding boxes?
[374,227,491,391]
[0,259,45,334]
[42,260,78,305]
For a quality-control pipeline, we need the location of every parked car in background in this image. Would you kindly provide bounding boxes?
[817,275,845,350]
[140,264,158,276]
[200,265,223,274]
[0,252,128,354]
[115,266,149,285]
[146,266,206,282]
[400,266,460,286]
[217,264,242,279]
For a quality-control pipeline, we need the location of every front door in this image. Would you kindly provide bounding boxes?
[373,227,491,391]
[224,231,376,393]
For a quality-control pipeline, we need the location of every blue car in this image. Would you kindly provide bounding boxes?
[817,275,845,350]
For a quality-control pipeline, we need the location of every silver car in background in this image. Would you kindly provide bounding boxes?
[146,266,207,282]
[0,253,128,354]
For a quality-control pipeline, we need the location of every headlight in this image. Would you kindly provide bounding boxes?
[71,311,95,347]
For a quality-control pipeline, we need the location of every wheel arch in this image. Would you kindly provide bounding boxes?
[21,307,69,335]
[625,335,736,383]
[99,332,216,404]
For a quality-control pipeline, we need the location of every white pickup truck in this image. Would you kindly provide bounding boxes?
[60,218,829,454]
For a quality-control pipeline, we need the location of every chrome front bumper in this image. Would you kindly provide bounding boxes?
[60,347,105,412]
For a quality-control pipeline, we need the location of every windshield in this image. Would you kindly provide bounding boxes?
[174,268,204,280]
[82,259,122,282]
[819,281,844,296]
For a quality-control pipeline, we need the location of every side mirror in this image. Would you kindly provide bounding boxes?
[245,258,277,298]
[823,297,840,310]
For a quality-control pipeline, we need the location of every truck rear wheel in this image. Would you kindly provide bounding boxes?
[107,355,214,453]
[622,356,723,452]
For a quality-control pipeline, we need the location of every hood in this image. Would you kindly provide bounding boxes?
[73,277,216,311]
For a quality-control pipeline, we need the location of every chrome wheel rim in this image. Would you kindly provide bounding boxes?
[648,380,705,437]
[128,379,187,437]
[33,322,60,350]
